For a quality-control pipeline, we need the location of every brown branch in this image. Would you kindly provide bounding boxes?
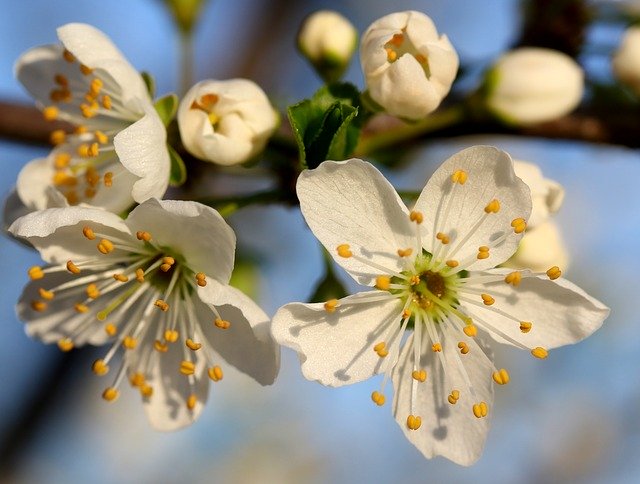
[0,99,70,145]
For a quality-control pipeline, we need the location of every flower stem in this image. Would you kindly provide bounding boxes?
[179,30,195,96]
[198,189,291,217]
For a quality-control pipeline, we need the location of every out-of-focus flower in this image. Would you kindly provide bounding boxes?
[15,23,170,214]
[485,48,584,125]
[612,26,640,95]
[503,221,569,272]
[513,160,564,228]
[297,10,357,82]
[10,198,279,430]
[178,79,279,166]
[272,147,608,465]
[360,10,459,121]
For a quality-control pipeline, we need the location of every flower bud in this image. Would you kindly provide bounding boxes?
[360,10,459,121]
[298,10,357,82]
[612,26,640,96]
[502,221,569,272]
[178,79,278,165]
[484,48,584,125]
[513,160,564,228]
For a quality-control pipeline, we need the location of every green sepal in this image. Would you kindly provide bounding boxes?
[141,71,156,99]
[154,93,179,127]
[167,144,187,187]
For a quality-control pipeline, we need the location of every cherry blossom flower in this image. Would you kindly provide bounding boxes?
[271,147,608,465]
[10,198,279,430]
[15,23,169,214]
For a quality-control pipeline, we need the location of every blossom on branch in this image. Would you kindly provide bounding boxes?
[271,147,608,465]
[612,26,640,96]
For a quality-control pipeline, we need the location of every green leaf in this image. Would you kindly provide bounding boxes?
[154,93,179,127]
[167,144,187,186]
[141,71,156,99]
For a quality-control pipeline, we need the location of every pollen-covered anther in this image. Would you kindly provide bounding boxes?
[481,293,495,306]
[336,244,352,258]
[130,372,145,387]
[214,318,231,330]
[477,246,490,260]
[102,95,112,110]
[436,232,450,244]
[31,300,47,312]
[82,226,96,240]
[376,275,391,290]
[154,299,169,312]
[86,283,100,299]
[520,321,533,333]
[135,268,145,283]
[122,336,137,350]
[65,260,80,275]
[446,260,459,268]
[448,390,460,405]
[92,359,109,376]
[451,169,468,184]
[105,323,117,336]
[473,402,488,418]
[458,342,470,354]
[511,218,527,234]
[164,330,179,342]
[546,266,562,280]
[186,338,202,351]
[406,414,422,430]
[195,272,207,287]
[49,129,66,145]
[505,271,522,286]
[432,342,442,352]
[95,130,108,144]
[463,324,477,337]
[52,172,77,187]
[373,341,389,357]
[531,347,548,359]
[57,338,74,352]
[324,299,339,313]
[113,273,129,282]
[186,394,197,410]
[102,387,119,402]
[38,288,54,300]
[54,153,71,169]
[28,266,44,280]
[208,366,223,381]
[179,360,196,376]
[397,248,413,257]
[97,239,115,254]
[371,391,386,406]
[409,210,424,224]
[80,64,93,75]
[136,231,152,242]
[153,340,168,352]
[402,309,412,319]
[160,256,175,272]
[484,199,501,214]
[492,368,510,385]
[140,385,153,398]
[410,275,420,286]
[385,47,397,62]
[103,172,113,187]
[414,53,427,64]
[412,369,427,382]
[74,303,89,313]
[42,106,59,121]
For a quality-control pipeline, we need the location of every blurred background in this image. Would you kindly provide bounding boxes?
[1,0,639,482]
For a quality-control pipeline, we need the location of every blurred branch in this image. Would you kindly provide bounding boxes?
[0,100,70,145]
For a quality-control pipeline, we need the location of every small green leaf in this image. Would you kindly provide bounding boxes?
[167,144,187,186]
[154,93,179,127]
[326,105,359,161]
[141,71,156,99]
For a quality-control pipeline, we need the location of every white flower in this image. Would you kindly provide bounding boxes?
[485,48,584,125]
[178,79,278,166]
[15,23,170,214]
[513,160,564,228]
[503,221,569,272]
[360,10,459,120]
[271,147,608,465]
[612,26,640,96]
[10,198,279,430]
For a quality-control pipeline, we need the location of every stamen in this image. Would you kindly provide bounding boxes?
[409,210,424,224]
[180,360,195,375]
[214,318,231,330]
[38,288,54,300]
[80,64,93,75]
[122,336,137,349]
[208,366,223,381]
[520,321,532,333]
[511,218,527,234]
[481,294,495,306]
[457,342,470,354]
[42,106,59,121]
[164,329,179,342]
[97,239,115,254]
[86,283,100,299]
[492,368,510,385]
[103,172,113,187]
[74,303,89,313]
[432,343,442,352]
[130,373,145,387]
[186,394,197,410]
[446,260,459,268]
[105,323,117,336]
[371,391,385,406]
[406,414,422,430]
[411,369,427,382]
[154,299,169,312]
[504,271,522,286]
[136,231,152,242]
[531,347,548,359]
[92,359,109,376]
[31,300,47,311]
[54,153,71,169]
[477,246,490,260]
[397,248,413,258]
[376,276,391,290]
[82,226,96,240]
[49,129,66,145]
[195,272,207,287]
[154,340,168,352]
[484,199,501,214]
[28,266,44,280]
[448,390,460,404]
[63,49,75,62]
[436,232,450,245]
[135,268,145,283]
[451,169,468,184]
[546,266,561,280]
[113,273,129,282]
[373,341,389,358]
[337,244,352,258]
[95,130,109,144]
[472,402,488,418]
[57,338,74,352]
[102,387,119,402]
[186,339,202,351]
[324,299,338,313]
[102,95,112,110]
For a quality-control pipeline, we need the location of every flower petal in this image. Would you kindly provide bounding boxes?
[392,330,494,466]
[16,157,55,210]
[297,159,414,285]
[124,199,236,284]
[414,146,532,270]
[197,280,280,385]
[271,292,403,386]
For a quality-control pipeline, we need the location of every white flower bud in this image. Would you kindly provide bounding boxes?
[513,160,564,228]
[298,10,357,81]
[178,79,278,165]
[502,221,569,272]
[360,11,459,120]
[612,26,640,95]
[485,48,584,125]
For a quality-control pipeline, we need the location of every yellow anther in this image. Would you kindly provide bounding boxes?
[479,246,489,252]
[463,324,478,337]
[406,414,422,430]
[432,343,442,352]
[80,104,96,118]
[57,338,74,352]
[154,340,168,352]
[410,275,420,286]
[102,387,119,402]
[324,299,339,313]
[67,190,80,204]
[477,245,490,260]
[519,321,532,333]
[85,167,100,186]
[412,369,427,382]
[122,336,137,350]
[160,263,172,272]
[92,359,109,376]
[402,309,412,319]
[38,288,54,300]
[446,260,459,268]
[86,283,100,299]
[531,347,548,359]
[154,299,169,312]
[337,244,352,258]
[492,368,510,385]
[376,275,391,290]
[80,64,93,75]
[505,271,522,286]
[397,248,413,258]
[195,272,207,287]
[186,394,197,410]
[54,153,71,169]
[53,172,78,186]
[546,266,562,280]
[436,232,450,244]
[163,256,175,265]
[75,125,88,134]
[105,323,117,336]
[473,402,488,418]
[49,129,66,145]
[451,169,468,184]
[164,329,179,342]
[374,341,388,357]
[54,74,68,86]
[214,318,231,330]
[102,95,112,110]
[95,130,108,144]
[103,172,113,187]
[130,372,145,387]
[28,266,44,280]
[385,47,398,62]
[89,78,103,95]
[409,210,424,224]
[140,385,153,398]
[135,268,145,283]
[42,106,59,121]
[458,342,470,355]
[389,33,404,46]
[207,111,220,125]
[448,390,460,405]
[208,366,223,381]
[511,218,527,234]
[74,303,89,313]
[481,294,495,306]
[180,360,196,376]
[31,300,47,312]
[136,231,152,242]
[66,260,81,274]
[484,199,501,214]
[113,273,129,282]
[63,49,75,62]
[82,226,96,240]
[186,338,202,351]
[371,391,386,406]
[97,239,114,255]
[49,88,72,103]
[200,93,219,108]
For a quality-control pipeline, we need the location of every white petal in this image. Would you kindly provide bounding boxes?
[271,293,403,386]
[16,157,54,210]
[297,159,414,285]
[125,199,236,284]
[414,146,532,270]
[3,189,32,233]
[197,280,280,385]
[113,107,170,203]
[392,331,494,466]
[9,206,131,263]
[463,271,609,349]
